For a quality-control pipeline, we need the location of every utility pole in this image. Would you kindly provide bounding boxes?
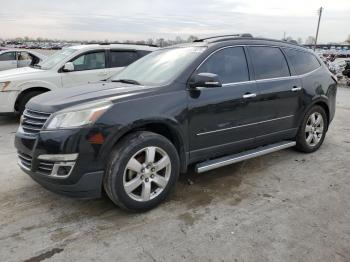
[314,7,323,51]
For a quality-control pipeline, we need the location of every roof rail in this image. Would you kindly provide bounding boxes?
[100,42,158,47]
[194,33,253,42]
[84,42,158,47]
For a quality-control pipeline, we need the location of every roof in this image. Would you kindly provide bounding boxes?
[0,49,47,59]
[68,44,158,51]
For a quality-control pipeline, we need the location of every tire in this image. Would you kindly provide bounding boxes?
[295,105,328,153]
[103,131,180,211]
[17,91,45,116]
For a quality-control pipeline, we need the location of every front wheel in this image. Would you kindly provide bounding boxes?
[295,105,328,153]
[103,131,180,211]
[17,91,45,116]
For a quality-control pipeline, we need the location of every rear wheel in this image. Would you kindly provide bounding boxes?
[296,105,328,153]
[104,131,180,211]
[17,91,45,116]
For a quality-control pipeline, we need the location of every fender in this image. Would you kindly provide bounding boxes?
[98,117,189,173]
[16,79,58,93]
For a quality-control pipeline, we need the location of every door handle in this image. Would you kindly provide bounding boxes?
[243,93,257,99]
[291,86,302,92]
[98,72,108,76]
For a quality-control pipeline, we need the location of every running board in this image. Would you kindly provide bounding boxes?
[195,141,296,173]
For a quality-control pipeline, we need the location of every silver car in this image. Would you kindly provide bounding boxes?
[0,50,46,71]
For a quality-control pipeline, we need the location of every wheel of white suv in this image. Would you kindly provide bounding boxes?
[17,91,45,116]
[296,105,328,153]
[103,131,180,211]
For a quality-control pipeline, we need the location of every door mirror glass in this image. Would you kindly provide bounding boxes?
[63,62,74,72]
[189,72,222,89]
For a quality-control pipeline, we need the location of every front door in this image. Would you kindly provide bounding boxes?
[188,46,260,161]
[61,50,111,88]
[17,51,32,68]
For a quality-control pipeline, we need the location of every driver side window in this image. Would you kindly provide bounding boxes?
[72,51,106,71]
[197,47,249,84]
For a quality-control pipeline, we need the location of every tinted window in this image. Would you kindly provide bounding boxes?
[72,52,105,71]
[249,47,290,80]
[110,51,139,67]
[197,47,249,84]
[0,52,16,61]
[284,49,321,75]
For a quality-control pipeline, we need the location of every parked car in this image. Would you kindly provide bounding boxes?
[0,44,156,115]
[0,49,46,71]
[15,36,337,211]
[328,58,349,74]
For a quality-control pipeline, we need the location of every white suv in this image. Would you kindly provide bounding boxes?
[0,44,156,115]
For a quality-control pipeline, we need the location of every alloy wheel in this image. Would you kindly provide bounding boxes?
[123,146,171,202]
[305,112,324,147]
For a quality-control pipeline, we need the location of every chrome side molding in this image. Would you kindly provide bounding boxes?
[195,141,296,173]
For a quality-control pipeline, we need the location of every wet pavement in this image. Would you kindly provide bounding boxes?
[1,87,350,262]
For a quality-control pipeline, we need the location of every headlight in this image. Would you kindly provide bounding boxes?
[44,101,112,130]
[0,81,11,91]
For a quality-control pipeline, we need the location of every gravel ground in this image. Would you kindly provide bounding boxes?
[0,87,350,262]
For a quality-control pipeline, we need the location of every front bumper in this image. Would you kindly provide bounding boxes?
[0,91,18,113]
[14,128,106,198]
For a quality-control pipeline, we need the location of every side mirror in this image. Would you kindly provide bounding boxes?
[189,72,222,89]
[63,62,74,72]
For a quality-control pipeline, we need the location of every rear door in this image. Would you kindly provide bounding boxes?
[0,51,17,70]
[108,50,140,76]
[61,50,109,88]
[247,46,302,141]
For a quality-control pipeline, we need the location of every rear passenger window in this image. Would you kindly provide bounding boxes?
[0,52,16,61]
[197,47,249,84]
[110,51,139,67]
[284,49,321,75]
[249,47,290,80]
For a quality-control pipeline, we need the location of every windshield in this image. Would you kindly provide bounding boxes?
[111,47,206,86]
[38,48,76,69]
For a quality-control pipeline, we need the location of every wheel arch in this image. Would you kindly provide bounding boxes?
[14,87,51,112]
[300,97,330,132]
[101,120,188,173]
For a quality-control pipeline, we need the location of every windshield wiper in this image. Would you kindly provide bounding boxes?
[112,79,140,85]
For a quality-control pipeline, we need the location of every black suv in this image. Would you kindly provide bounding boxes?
[15,36,337,211]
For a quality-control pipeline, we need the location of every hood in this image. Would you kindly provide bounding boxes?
[27,81,156,113]
[0,67,43,80]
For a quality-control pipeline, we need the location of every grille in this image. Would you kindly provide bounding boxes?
[21,109,51,135]
[18,152,32,170]
[18,152,54,175]
[37,160,54,175]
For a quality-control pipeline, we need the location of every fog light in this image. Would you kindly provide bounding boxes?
[51,161,76,178]
[57,166,72,176]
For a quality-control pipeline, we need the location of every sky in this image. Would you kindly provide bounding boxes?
[0,0,349,43]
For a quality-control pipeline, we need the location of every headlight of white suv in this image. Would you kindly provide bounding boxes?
[44,101,113,130]
[0,81,11,91]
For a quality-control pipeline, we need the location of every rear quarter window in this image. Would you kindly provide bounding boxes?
[283,49,321,75]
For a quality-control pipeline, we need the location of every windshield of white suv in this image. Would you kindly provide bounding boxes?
[37,48,76,70]
[111,47,206,86]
